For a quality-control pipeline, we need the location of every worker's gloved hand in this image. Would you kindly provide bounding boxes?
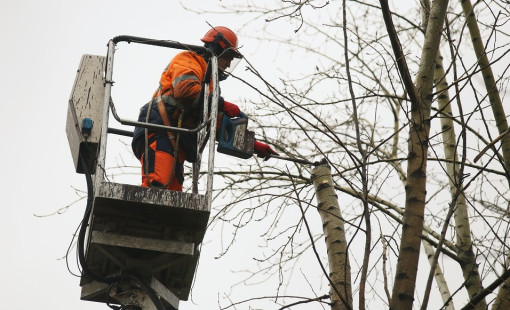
[254,141,278,161]
[222,101,241,118]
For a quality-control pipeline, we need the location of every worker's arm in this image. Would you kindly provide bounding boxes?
[171,63,203,98]
[160,52,207,103]
[221,100,241,117]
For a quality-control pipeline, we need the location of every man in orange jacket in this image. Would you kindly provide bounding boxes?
[131,26,278,191]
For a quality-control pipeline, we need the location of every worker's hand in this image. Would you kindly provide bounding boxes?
[222,101,241,118]
[254,141,279,161]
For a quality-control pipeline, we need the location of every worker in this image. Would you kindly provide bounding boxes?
[131,26,278,191]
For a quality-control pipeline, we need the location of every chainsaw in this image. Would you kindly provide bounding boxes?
[217,113,255,159]
[217,114,318,165]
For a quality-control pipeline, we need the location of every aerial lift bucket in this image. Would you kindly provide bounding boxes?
[66,36,220,310]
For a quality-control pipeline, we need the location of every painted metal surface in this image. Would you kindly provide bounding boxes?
[66,54,105,174]
[91,231,195,256]
[205,56,218,210]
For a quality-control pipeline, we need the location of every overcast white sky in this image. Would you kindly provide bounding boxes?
[0,1,287,309]
[4,1,507,309]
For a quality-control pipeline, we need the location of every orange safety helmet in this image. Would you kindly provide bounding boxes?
[201,26,242,59]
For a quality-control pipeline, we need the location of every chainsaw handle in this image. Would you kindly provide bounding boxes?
[219,115,234,145]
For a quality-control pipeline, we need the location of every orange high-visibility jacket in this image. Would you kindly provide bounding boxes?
[154,51,209,110]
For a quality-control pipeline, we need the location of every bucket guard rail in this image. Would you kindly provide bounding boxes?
[112,35,211,55]
[108,97,212,135]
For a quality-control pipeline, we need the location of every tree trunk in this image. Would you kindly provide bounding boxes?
[492,256,510,310]
[311,163,353,310]
[422,235,455,310]
[460,0,510,177]
[435,53,487,309]
[460,1,510,308]
[388,0,450,309]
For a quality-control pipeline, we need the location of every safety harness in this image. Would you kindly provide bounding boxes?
[142,55,212,189]
[142,88,184,189]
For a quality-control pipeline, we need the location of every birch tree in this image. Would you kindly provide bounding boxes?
[175,1,510,309]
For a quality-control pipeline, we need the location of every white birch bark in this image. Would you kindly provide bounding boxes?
[389,0,450,308]
[435,53,487,309]
[311,163,353,310]
[423,235,455,310]
[459,1,510,307]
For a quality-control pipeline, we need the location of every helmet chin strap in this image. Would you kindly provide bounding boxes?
[204,42,222,57]
[202,44,229,81]
[219,70,229,81]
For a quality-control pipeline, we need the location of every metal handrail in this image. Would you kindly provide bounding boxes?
[112,35,211,55]
[108,97,212,135]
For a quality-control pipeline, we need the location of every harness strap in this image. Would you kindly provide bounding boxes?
[156,89,188,159]
[156,91,179,150]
